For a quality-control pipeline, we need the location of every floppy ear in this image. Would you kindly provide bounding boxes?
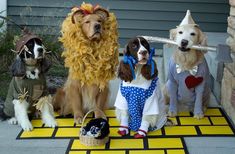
[71,10,84,24]
[141,61,158,80]
[169,28,177,41]
[40,57,52,73]
[11,56,26,77]
[118,61,133,82]
[94,8,109,20]
[198,28,207,46]
[123,44,130,56]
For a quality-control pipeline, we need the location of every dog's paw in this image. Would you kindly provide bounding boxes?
[8,117,18,125]
[168,111,177,117]
[194,113,204,119]
[74,117,83,124]
[43,117,57,128]
[20,120,33,131]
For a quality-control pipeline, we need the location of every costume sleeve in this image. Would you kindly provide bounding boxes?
[166,58,178,113]
[114,86,128,110]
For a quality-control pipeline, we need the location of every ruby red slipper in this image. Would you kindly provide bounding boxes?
[134,129,147,139]
[117,126,129,136]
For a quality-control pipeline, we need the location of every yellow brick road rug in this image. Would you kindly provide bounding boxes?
[16,107,235,154]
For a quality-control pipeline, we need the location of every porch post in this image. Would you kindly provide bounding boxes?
[221,0,235,124]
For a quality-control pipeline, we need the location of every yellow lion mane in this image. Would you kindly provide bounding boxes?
[59,8,119,90]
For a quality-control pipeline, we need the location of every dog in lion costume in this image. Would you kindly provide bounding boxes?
[53,3,119,123]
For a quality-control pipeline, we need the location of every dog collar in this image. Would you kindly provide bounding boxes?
[176,64,198,75]
[123,55,138,80]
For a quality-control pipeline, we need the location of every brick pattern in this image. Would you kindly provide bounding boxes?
[231,89,235,108]
[221,68,235,124]
[222,1,235,124]
[16,109,235,154]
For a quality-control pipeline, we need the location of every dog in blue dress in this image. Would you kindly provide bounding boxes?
[115,37,167,138]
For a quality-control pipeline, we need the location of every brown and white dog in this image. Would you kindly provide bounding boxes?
[115,37,167,138]
[0,31,57,131]
[164,10,210,119]
[53,3,119,124]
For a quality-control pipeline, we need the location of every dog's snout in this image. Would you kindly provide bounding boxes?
[38,48,43,53]
[94,24,101,31]
[139,50,148,56]
[181,39,188,47]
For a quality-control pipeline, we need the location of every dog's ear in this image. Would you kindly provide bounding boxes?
[94,8,109,20]
[40,57,52,73]
[195,26,207,46]
[141,61,158,80]
[169,28,177,41]
[118,61,133,82]
[11,56,26,77]
[71,10,84,24]
[123,44,130,55]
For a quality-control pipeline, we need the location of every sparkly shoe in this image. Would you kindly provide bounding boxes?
[117,126,129,136]
[134,129,147,139]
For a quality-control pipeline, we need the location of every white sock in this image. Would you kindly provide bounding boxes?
[119,116,129,134]
[138,120,149,136]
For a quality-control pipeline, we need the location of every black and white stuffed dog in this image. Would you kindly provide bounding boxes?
[81,118,109,139]
[0,31,57,131]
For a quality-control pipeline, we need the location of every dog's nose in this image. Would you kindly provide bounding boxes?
[139,50,148,56]
[38,48,43,53]
[95,24,101,31]
[181,39,188,47]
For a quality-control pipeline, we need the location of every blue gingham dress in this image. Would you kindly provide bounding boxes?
[120,77,158,131]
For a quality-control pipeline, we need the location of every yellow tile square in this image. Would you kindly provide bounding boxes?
[168,117,178,125]
[210,117,228,125]
[110,127,122,137]
[104,110,116,117]
[164,126,197,135]
[178,112,190,116]
[204,109,222,116]
[69,151,87,154]
[148,138,183,148]
[179,117,211,125]
[55,128,80,137]
[199,126,234,135]
[129,150,165,154]
[167,149,185,154]
[109,118,120,126]
[147,129,162,136]
[56,118,75,127]
[130,129,162,136]
[20,128,54,138]
[109,139,143,149]
[71,139,105,149]
[91,151,125,154]
[31,119,43,127]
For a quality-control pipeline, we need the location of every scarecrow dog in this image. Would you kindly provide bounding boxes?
[115,37,167,138]
[0,30,57,131]
[165,10,210,119]
[53,3,119,124]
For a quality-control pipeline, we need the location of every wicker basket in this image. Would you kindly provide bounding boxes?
[79,109,109,146]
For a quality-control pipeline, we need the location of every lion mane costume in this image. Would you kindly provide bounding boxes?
[60,4,119,90]
[53,3,119,123]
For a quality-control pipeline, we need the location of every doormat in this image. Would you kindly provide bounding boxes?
[16,107,235,154]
